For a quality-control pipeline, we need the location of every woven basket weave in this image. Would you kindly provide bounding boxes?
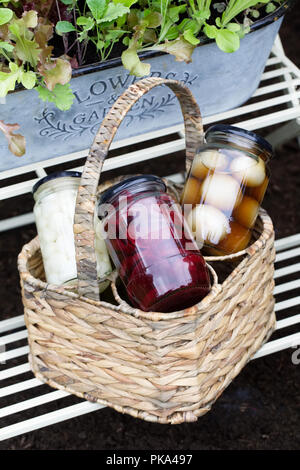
[18,77,276,424]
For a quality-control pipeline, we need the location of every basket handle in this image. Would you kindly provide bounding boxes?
[74,77,204,301]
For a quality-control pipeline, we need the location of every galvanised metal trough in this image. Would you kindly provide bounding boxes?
[0,2,291,172]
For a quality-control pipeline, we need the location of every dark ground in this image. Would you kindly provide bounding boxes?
[0,4,299,451]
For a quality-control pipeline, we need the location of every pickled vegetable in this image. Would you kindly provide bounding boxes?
[230,155,265,187]
[187,204,230,246]
[200,174,242,212]
[206,221,252,256]
[33,173,112,291]
[201,150,228,171]
[180,176,202,207]
[233,195,259,229]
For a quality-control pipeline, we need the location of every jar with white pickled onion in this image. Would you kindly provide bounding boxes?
[180,125,272,255]
[32,171,112,291]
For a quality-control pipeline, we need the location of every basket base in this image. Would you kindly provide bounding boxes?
[28,310,276,425]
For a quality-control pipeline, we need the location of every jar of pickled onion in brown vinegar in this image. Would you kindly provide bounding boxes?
[180,125,272,256]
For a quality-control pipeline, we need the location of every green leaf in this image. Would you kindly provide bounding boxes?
[117,12,127,28]
[168,5,186,23]
[193,9,210,23]
[250,9,260,18]
[8,22,20,38]
[0,62,32,97]
[36,83,75,111]
[148,36,196,63]
[20,70,36,89]
[242,25,251,36]
[0,41,14,52]
[203,23,218,39]
[56,21,76,34]
[96,39,105,49]
[0,63,36,95]
[127,10,138,28]
[216,29,240,53]
[9,61,19,74]
[76,16,95,31]
[22,10,38,29]
[8,15,53,66]
[78,30,88,42]
[266,3,277,13]
[14,37,41,67]
[105,29,125,40]
[113,0,138,6]
[0,8,13,26]
[144,11,161,29]
[226,22,241,33]
[179,18,193,31]
[97,3,130,23]
[121,47,150,77]
[143,28,157,43]
[35,87,48,102]
[179,18,199,34]
[87,0,107,20]
[0,68,18,96]
[183,29,200,46]
[76,17,88,26]
[165,25,179,41]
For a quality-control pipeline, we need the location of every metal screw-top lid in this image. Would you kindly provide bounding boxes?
[99,175,166,205]
[32,171,82,194]
[205,124,273,156]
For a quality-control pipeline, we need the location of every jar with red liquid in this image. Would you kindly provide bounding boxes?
[98,175,211,313]
[181,125,272,256]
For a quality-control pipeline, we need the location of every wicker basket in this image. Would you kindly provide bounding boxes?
[18,77,276,424]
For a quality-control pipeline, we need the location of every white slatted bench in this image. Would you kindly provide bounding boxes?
[0,36,299,441]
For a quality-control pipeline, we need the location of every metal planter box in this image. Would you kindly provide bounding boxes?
[0,9,286,172]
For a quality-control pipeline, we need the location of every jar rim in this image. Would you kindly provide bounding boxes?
[32,171,82,195]
[99,175,166,205]
[205,125,273,156]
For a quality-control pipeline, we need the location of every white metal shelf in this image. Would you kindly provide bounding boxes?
[0,36,299,441]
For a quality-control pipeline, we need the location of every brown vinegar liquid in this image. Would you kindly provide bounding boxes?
[181,148,269,255]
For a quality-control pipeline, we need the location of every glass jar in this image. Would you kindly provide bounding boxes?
[180,125,272,256]
[33,171,112,291]
[98,175,211,313]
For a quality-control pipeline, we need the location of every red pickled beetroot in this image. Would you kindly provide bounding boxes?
[119,254,143,278]
[126,253,210,312]
[102,178,211,312]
